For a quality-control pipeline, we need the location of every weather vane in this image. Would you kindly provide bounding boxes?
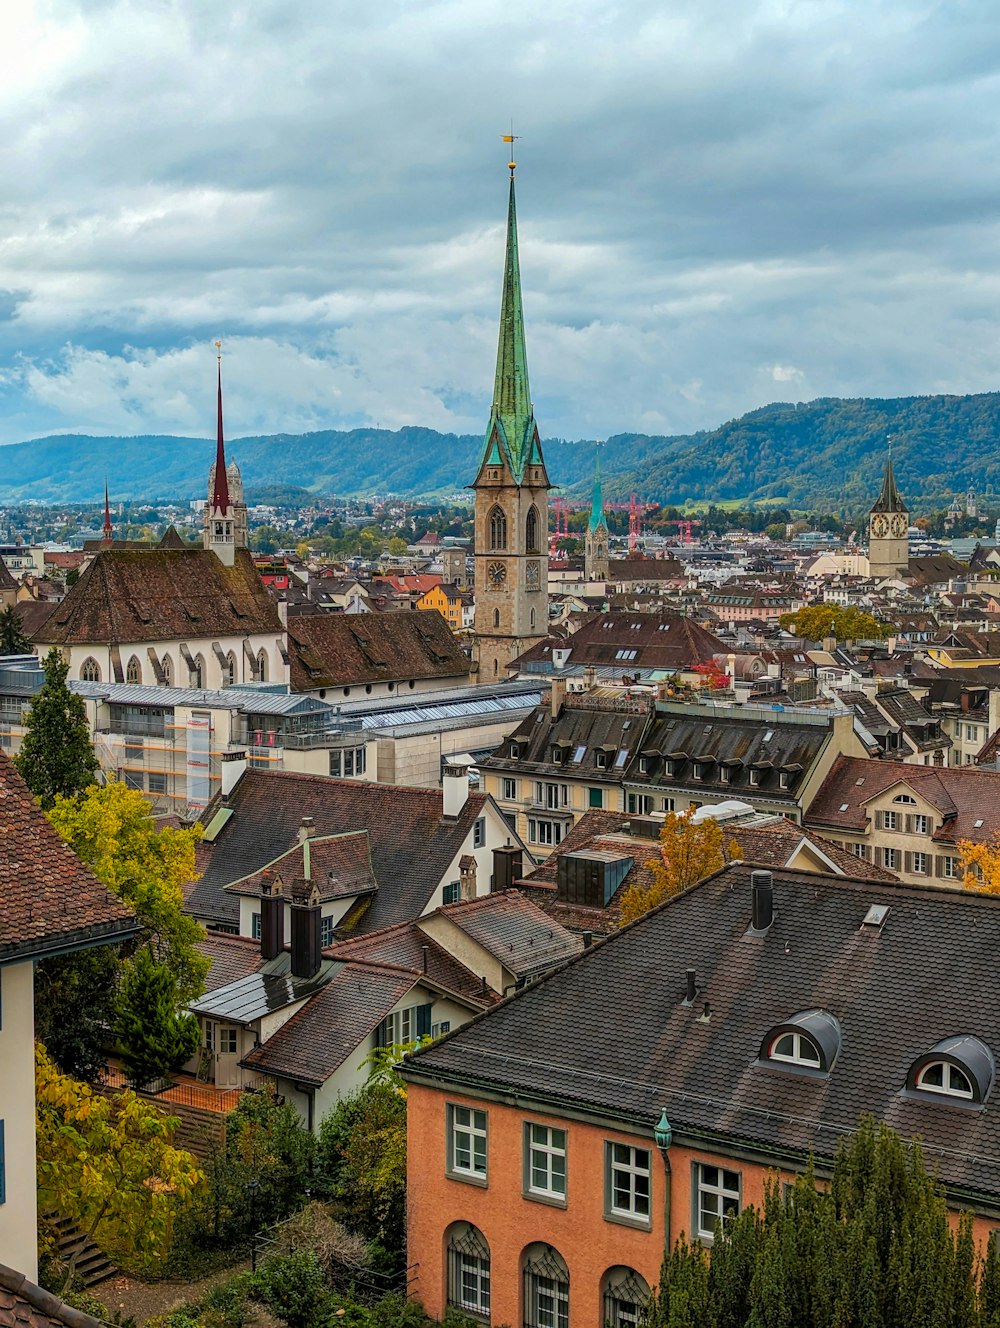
[502,122,520,176]
[215,338,222,362]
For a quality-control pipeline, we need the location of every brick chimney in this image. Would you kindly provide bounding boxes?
[259,870,285,961]
[289,836,322,979]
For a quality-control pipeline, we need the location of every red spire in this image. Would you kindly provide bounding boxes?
[102,480,113,545]
[211,350,231,513]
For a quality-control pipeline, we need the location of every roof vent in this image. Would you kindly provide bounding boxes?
[750,870,774,932]
[862,903,890,928]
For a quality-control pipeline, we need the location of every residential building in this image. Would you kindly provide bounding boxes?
[0,754,136,1280]
[403,862,1000,1326]
[416,583,467,633]
[805,753,1000,883]
[472,167,550,681]
[509,611,727,684]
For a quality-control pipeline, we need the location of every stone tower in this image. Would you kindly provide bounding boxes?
[868,449,909,581]
[584,443,609,581]
[203,352,248,565]
[472,167,550,682]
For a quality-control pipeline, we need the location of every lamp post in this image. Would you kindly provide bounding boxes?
[247,1178,260,1271]
[654,1108,673,1249]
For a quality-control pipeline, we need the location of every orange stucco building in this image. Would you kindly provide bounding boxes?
[403,863,1000,1326]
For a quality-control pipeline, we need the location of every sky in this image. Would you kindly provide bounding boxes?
[2,0,1000,449]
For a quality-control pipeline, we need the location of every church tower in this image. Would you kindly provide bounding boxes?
[203,348,248,566]
[472,163,550,682]
[868,448,909,580]
[584,442,609,582]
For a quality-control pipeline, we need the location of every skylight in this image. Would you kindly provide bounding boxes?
[573,745,586,763]
[615,750,629,768]
[839,803,849,811]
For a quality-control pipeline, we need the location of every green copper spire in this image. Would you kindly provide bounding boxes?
[588,442,607,533]
[480,171,540,482]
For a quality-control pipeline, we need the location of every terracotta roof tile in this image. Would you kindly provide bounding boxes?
[196,932,265,993]
[287,610,469,691]
[0,1265,103,1328]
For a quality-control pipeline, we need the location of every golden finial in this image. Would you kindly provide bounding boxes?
[214,338,222,363]
[502,123,520,176]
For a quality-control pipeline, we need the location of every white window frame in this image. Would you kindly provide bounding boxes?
[943,856,959,879]
[447,1104,488,1183]
[218,1026,238,1055]
[524,1122,567,1203]
[693,1162,741,1241]
[605,1142,652,1227]
[912,851,929,875]
[912,814,929,835]
[502,777,517,801]
[883,809,898,830]
[528,818,564,847]
[916,1061,973,1099]
[769,1030,821,1067]
[883,846,899,870]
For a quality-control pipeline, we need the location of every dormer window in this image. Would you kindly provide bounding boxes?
[638,756,649,774]
[749,768,760,787]
[596,750,608,770]
[760,1010,840,1075]
[907,1036,994,1105]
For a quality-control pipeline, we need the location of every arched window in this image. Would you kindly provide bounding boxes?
[161,654,172,687]
[225,652,237,687]
[493,608,500,629]
[489,505,507,551]
[916,1062,973,1098]
[597,543,605,560]
[908,1036,994,1103]
[190,654,205,689]
[601,1266,651,1328]
[80,657,101,683]
[769,1030,821,1067]
[257,650,268,683]
[760,1010,840,1073]
[530,607,536,630]
[126,656,142,685]
[525,505,539,553]
[522,1243,569,1328]
[446,1222,490,1319]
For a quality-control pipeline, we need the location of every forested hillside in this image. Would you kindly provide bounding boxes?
[2,391,998,510]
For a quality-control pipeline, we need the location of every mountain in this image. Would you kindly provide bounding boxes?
[2,391,999,510]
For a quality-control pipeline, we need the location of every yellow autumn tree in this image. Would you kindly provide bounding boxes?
[958,834,1000,893]
[618,809,742,925]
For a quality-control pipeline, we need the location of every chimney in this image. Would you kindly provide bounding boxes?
[459,855,477,900]
[442,763,470,818]
[550,677,566,717]
[685,967,697,1003]
[289,836,322,978]
[221,749,248,798]
[751,870,774,932]
[259,871,284,961]
[492,845,523,893]
[583,931,593,949]
[297,815,316,843]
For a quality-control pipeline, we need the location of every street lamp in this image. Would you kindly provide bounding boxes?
[247,1178,260,1271]
[654,1109,672,1248]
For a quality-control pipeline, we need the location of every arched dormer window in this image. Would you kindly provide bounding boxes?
[893,793,917,805]
[760,1010,841,1074]
[907,1036,994,1104]
[80,657,101,683]
[257,649,268,682]
[525,505,539,553]
[126,656,142,685]
[489,505,507,551]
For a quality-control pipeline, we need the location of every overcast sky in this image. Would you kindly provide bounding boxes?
[2,0,1000,450]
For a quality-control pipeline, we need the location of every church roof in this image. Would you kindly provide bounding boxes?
[588,444,607,534]
[871,452,907,514]
[477,174,545,485]
[286,609,470,691]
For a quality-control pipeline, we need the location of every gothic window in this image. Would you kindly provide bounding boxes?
[598,544,605,560]
[190,654,205,689]
[225,652,237,687]
[161,655,173,686]
[526,505,539,553]
[489,505,508,551]
[530,607,536,629]
[257,650,268,682]
[80,657,101,683]
[126,656,142,685]
[493,609,501,629]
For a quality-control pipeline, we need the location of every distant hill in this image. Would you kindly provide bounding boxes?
[3,391,1000,511]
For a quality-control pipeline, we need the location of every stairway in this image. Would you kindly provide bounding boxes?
[47,1213,116,1288]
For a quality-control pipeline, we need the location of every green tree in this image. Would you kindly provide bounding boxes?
[14,647,98,807]
[36,1044,204,1289]
[34,947,120,1083]
[0,604,30,654]
[618,810,741,925]
[223,1088,317,1232]
[115,946,200,1085]
[47,780,208,1002]
[386,536,408,557]
[779,603,892,642]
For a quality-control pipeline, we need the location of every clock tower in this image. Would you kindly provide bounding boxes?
[471,163,550,682]
[868,449,909,581]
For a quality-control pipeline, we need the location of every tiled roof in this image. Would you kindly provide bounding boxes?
[240,962,416,1084]
[330,920,494,1004]
[195,932,264,993]
[0,561,16,593]
[608,559,685,581]
[805,754,1000,842]
[15,601,56,639]
[0,753,136,963]
[512,612,725,672]
[189,770,488,930]
[406,863,1000,1201]
[35,548,281,645]
[0,1266,102,1328]
[423,890,583,976]
[481,700,650,780]
[287,610,469,691]
[225,833,379,904]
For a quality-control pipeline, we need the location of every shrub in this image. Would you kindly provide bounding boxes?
[249,1250,331,1328]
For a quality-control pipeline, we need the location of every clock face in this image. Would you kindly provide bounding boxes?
[890,514,908,538]
[525,559,541,590]
[487,560,507,588]
[871,514,889,538]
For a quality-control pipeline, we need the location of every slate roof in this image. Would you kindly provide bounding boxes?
[286,610,469,691]
[405,863,1000,1202]
[0,1266,103,1328]
[188,770,489,931]
[481,699,651,781]
[0,753,137,963]
[512,612,725,673]
[240,962,417,1084]
[35,548,281,645]
[225,833,379,904]
[806,754,1000,842]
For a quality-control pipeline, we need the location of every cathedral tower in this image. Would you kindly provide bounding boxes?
[868,448,909,581]
[584,442,609,581]
[472,165,550,681]
[203,349,248,565]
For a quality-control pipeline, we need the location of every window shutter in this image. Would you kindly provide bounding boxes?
[904,814,912,833]
[903,852,912,873]
[416,1003,432,1038]
[875,810,883,830]
[934,855,945,878]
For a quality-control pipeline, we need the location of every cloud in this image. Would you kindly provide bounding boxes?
[2,0,1000,452]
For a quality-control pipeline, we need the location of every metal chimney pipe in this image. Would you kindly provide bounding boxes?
[685,968,697,1003]
[751,870,774,931]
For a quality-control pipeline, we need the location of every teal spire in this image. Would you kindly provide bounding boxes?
[588,441,607,533]
[480,171,541,482]
[871,438,907,514]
